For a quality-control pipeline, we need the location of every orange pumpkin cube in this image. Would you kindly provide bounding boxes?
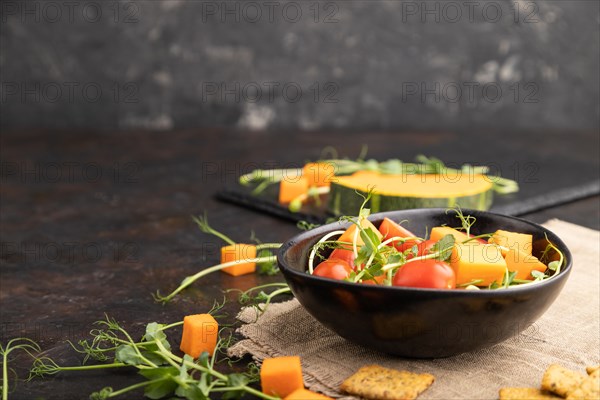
[220,244,257,276]
[279,176,309,204]
[261,356,304,397]
[489,229,533,254]
[504,248,547,280]
[179,314,218,358]
[430,226,471,244]
[450,242,507,286]
[285,388,333,400]
[302,162,336,187]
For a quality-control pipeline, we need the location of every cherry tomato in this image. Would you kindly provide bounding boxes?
[392,259,456,289]
[329,248,355,268]
[313,259,353,280]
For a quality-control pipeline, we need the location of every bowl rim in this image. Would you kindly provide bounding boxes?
[277,208,573,296]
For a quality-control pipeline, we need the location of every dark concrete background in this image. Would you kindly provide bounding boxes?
[1,0,599,132]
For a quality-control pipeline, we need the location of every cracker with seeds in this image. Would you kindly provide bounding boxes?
[541,364,587,397]
[586,366,600,376]
[566,369,600,400]
[340,365,434,400]
[499,387,561,400]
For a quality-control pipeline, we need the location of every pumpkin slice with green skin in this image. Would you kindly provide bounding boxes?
[328,171,494,216]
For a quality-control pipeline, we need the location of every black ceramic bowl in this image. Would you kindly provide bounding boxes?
[277,209,572,358]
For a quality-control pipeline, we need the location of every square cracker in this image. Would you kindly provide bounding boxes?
[566,369,599,400]
[541,364,587,397]
[586,366,600,376]
[499,388,561,400]
[340,365,434,400]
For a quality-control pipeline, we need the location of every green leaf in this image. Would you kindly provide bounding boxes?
[431,234,455,261]
[227,373,249,386]
[297,220,320,231]
[89,387,113,400]
[138,366,178,380]
[531,270,545,281]
[178,357,191,381]
[488,281,500,289]
[144,322,163,340]
[176,384,209,400]
[386,252,403,265]
[256,250,279,276]
[221,375,249,400]
[346,270,357,282]
[142,322,171,355]
[198,352,209,369]
[139,344,170,366]
[222,389,244,400]
[355,246,370,266]
[139,367,179,398]
[547,260,560,272]
[144,377,178,400]
[405,245,419,259]
[115,344,144,365]
[503,271,517,287]
[359,227,381,251]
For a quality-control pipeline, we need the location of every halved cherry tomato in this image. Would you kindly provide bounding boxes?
[378,217,422,253]
[313,259,353,280]
[392,259,456,289]
[329,248,355,268]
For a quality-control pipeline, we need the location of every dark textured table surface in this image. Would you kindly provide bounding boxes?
[1,129,598,399]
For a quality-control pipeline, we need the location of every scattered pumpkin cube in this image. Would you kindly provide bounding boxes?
[489,229,533,255]
[450,242,507,286]
[430,226,471,244]
[504,248,547,280]
[279,176,309,204]
[285,388,333,400]
[261,356,304,397]
[220,244,257,276]
[179,314,218,358]
[302,162,335,187]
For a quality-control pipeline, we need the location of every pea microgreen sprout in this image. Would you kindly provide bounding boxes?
[153,252,279,304]
[192,213,236,246]
[155,215,283,304]
[540,235,565,277]
[1,338,41,400]
[448,206,476,237]
[29,314,280,400]
[229,282,292,315]
[307,230,347,274]
[297,220,321,231]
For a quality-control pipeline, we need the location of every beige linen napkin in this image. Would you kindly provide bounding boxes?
[228,220,600,399]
